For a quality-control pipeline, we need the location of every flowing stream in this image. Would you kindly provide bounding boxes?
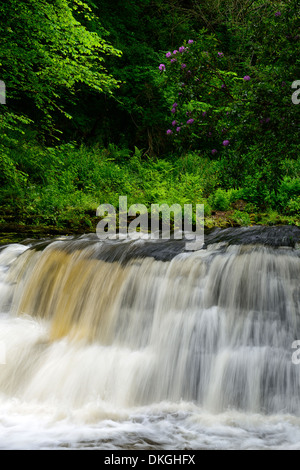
[0,227,299,450]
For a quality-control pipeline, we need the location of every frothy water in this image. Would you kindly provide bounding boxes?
[0,230,300,450]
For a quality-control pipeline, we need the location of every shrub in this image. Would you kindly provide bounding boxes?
[277,177,300,207]
[208,188,230,211]
[231,210,251,226]
[286,198,300,215]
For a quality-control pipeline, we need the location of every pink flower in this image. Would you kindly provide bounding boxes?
[159,64,166,71]
[166,129,173,135]
[166,52,172,58]
[223,140,230,146]
[211,149,217,155]
[243,75,251,81]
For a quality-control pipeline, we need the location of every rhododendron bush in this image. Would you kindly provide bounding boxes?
[157,3,299,193]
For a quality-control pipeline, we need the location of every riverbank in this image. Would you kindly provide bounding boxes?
[1,144,299,249]
[1,207,299,246]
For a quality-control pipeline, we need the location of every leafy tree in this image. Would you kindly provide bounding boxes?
[75,0,200,153]
[0,0,122,141]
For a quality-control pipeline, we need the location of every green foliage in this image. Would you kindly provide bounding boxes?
[231,211,252,226]
[75,0,204,151]
[0,143,213,224]
[157,31,241,154]
[208,188,231,212]
[0,0,121,141]
[274,177,300,215]
[0,141,299,230]
[286,197,300,215]
[157,1,299,195]
[0,153,27,188]
[277,177,300,206]
[0,0,299,231]
[227,188,244,204]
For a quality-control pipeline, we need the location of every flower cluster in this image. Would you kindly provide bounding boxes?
[161,41,227,75]
[161,39,255,154]
[170,102,178,115]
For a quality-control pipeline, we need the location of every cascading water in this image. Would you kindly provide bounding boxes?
[0,226,300,450]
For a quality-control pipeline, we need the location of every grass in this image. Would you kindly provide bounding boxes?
[0,142,299,243]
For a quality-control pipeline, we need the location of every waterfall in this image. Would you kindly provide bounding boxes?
[0,227,299,449]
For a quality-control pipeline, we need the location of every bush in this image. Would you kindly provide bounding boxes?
[208,188,231,211]
[231,210,252,226]
[286,197,300,215]
[277,177,300,207]
[240,173,271,206]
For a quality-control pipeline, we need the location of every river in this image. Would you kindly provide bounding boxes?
[0,226,299,450]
